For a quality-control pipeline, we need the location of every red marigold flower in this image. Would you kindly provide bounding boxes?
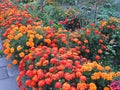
[55,82,62,89]
[38,80,45,87]
[95,55,101,60]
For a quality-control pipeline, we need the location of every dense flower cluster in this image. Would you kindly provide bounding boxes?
[0,0,35,37]
[17,46,120,90]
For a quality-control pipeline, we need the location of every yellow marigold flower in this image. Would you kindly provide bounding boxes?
[29,35,35,38]
[89,83,97,90]
[7,35,13,40]
[17,33,23,37]
[10,47,14,53]
[58,28,62,32]
[100,20,107,27]
[19,26,26,32]
[35,34,43,40]
[104,87,110,90]
[14,26,18,30]
[26,42,30,46]
[17,45,22,51]
[87,66,92,71]
[12,59,18,65]
[14,36,19,40]
[29,38,33,42]
[19,52,25,58]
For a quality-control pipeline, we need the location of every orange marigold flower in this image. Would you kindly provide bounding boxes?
[101,73,108,79]
[84,39,88,44]
[42,60,49,66]
[116,72,120,76]
[89,83,97,90]
[19,52,25,58]
[14,36,19,40]
[26,42,30,46]
[3,48,10,54]
[103,87,110,90]
[98,49,103,54]
[91,75,96,80]
[7,64,11,69]
[96,64,104,71]
[6,53,12,60]
[77,82,87,90]
[105,66,111,71]
[12,59,18,65]
[62,82,70,90]
[44,39,51,45]
[85,49,90,53]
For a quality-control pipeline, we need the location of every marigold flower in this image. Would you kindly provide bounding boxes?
[100,20,107,27]
[10,47,14,53]
[96,64,104,71]
[80,75,87,82]
[12,59,18,65]
[3,48,10,54]
[19,52,25,58]
[35,34,43,40]
[77,82,87,90]
[17,45,22,51]
[26,42,30,46]
[101,73,108,79]
[89,83,97,90]
[7,64,11,69]
[14,36,19,40]
[106,75,113,81]
[104,87,110,90]
[42,60,49,66]
[98,49,103,54]
[6,53,12,60]
[55,82,62,89]
[95,55,101,60]
[84,39,88,44]
[105,66,111,71]
[62,82,70,90]
[116,72,120,76]
[91,75,96,80]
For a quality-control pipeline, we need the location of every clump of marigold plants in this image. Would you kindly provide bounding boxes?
[16,45,120,90]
